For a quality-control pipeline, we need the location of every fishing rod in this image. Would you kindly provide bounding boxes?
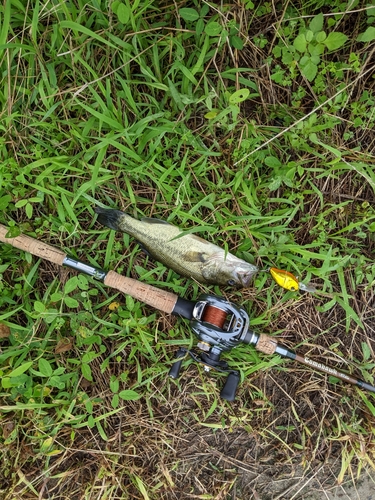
[0,223,374,401]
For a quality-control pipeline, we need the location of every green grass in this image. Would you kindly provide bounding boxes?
[1,0,375,498]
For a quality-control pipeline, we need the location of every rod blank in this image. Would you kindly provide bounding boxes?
[253,332,375,394]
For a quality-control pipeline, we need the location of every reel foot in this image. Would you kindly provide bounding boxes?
[168,347,240,401]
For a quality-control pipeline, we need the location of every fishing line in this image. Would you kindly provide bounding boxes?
[202,306,227,328]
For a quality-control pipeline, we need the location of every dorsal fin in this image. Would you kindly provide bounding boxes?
[141,217,172,225]
[191,234,210,245]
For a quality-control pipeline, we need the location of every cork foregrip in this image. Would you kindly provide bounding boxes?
[104,271,178,314]
[0,224,66,265]
[255,333,278,355]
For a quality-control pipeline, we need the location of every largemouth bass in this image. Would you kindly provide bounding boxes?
[95,207,258,287]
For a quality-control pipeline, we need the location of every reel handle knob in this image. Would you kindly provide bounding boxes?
[220,371,240,401]
[168,348,187,379]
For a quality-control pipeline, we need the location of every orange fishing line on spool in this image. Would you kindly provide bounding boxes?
[202,306,227,328]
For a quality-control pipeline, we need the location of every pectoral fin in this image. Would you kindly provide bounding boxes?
[183,251,208,263]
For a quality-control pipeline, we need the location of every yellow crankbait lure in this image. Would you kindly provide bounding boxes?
[270,268,299,291]
[269,268,316,293]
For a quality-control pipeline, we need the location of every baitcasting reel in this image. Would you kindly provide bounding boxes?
[169,295,258,401]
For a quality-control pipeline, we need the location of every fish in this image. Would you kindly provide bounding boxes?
[95,207,258,287]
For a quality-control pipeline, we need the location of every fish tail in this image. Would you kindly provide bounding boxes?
[94,207,124,231]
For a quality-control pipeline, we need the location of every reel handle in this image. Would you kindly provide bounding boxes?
[168,348,187,379]
[220,371,240,401]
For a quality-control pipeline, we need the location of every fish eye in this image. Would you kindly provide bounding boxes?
[227,279,236,286]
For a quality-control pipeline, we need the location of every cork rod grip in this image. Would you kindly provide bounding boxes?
[0,224,66,265]
[255,333,278,355]
[104,271,178,314]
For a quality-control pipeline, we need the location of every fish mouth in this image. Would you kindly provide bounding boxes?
[238,267,258,287]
